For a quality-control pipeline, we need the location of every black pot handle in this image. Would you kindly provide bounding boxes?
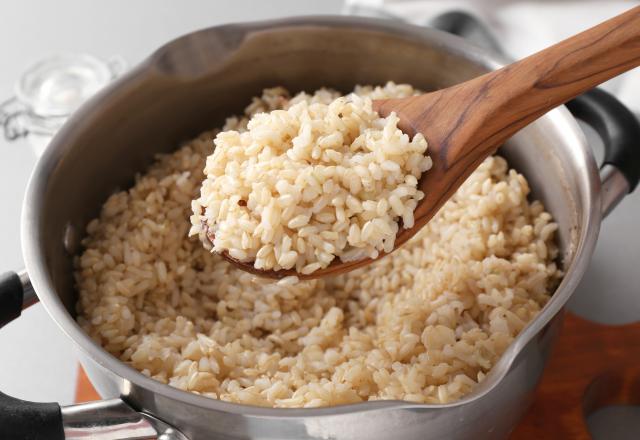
[0,271,64,440]
[0,391,64,440]
[0,272,25,327]
[565,88,640,193]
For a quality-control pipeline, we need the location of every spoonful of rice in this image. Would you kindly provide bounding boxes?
[191,7,640,280]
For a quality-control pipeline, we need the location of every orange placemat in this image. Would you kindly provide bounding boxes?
[75,366,100,403]
[75,313,640,438]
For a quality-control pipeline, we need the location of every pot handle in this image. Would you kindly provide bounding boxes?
[565,88,640,217]
[0,271,187,439]
[0,391,64,440]
[0,271,65,439]
[0,272,25,326]
[0,271,37,327]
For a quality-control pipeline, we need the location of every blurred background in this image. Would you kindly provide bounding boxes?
[0,1,638,438]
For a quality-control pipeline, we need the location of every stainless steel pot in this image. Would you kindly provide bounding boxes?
[1,16,639,440]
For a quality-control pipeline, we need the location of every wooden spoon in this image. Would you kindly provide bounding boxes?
[222,6,640,280]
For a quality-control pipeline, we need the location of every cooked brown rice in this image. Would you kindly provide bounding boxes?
[189,89,431,274]
[75,83,562,408]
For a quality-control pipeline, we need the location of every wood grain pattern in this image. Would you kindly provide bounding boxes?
[378,5,640,255]
[229,6,640,280]
[510,313,640,439]
[75,313,640,438]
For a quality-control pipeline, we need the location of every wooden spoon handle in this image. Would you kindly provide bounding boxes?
[470,5,640,155]
[496,5,640,118]
[382,6,640,168]
[373,7,640,254]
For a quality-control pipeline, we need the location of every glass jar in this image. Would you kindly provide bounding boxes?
[0,53,126,156]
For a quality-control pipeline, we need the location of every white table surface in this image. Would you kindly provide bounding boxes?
[0,0,638,438]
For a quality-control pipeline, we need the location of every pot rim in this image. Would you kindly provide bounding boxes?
[21,15,601,417]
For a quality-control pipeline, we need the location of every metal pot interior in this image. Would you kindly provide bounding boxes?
[24,16,599,416]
